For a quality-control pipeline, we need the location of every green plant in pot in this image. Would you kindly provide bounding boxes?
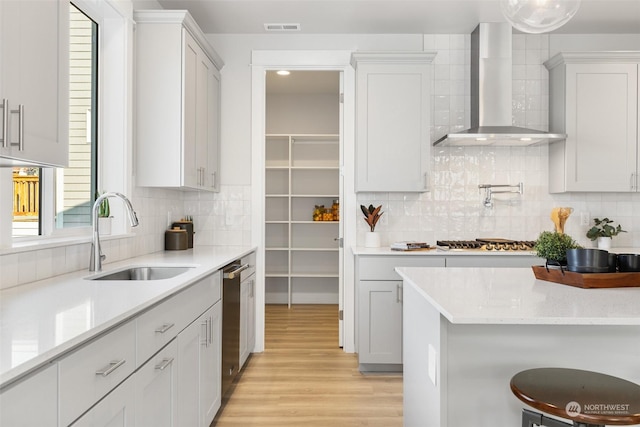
[96,192,112,234]
[534,231,581,267]
[586,217,625,250]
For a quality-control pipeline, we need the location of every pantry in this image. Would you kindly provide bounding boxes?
[263,71,342,307]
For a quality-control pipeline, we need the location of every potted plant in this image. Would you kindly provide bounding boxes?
[360,204,383,248]
[96,192,112,235]
[586,217,626,250]
[534,231,581,267]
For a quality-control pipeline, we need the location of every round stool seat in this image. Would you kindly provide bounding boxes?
[511,368,640,426]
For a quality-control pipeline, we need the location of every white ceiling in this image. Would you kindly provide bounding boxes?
[266,70,339,95]
[154,0,640,35]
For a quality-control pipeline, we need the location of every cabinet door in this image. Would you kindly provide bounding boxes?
[135,340,178,427]
[196,49,220,191]
[0,0,68,167]
[240,275,256,370]
[71,377,135,427]
[354,60,431,192]
[0,364,57,426]
[177,302,221,427]
[556,63,638,192]
[358,280,403,364]
[182,29,199,189]
[202,301,222,425]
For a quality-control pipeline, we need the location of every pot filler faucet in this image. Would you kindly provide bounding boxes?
[478,182,523,208]
[90,192,139,272]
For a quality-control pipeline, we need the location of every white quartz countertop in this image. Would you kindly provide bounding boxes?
[353,246,640,256]
[396,266,640,326]
[0,246,255,387]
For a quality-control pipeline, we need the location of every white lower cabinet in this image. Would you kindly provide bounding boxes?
[0,363,58,426]
[71,376,136,427]
[0,271,223,426]
[240,252,256,370]
[177,301,222,427]
[358,280,403,366]
[59,321,137,426]
[356,254,542,371]
[134,340,178,427]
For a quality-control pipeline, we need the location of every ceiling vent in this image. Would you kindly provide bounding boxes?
[264,23,301,32]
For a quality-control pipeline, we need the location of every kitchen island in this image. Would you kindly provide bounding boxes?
[396,266,640,427]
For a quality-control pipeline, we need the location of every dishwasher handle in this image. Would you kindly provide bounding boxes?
[223,263,249,279]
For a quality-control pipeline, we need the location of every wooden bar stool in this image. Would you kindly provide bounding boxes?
[511,368,640,427]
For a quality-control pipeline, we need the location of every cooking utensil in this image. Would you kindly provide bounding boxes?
[618,254,640,272]
[566,248,609,273]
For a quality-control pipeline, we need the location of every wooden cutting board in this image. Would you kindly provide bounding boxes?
[532,266,640,289]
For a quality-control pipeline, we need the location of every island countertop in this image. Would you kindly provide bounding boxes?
[395,266,640,325]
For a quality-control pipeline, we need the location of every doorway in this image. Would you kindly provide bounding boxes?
[263,69,343,346]
[251,50,356,354]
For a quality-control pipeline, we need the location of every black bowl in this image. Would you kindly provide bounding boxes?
[618,253,640,272]
[566,248,610,273]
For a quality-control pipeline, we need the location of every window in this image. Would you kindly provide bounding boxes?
[11,3,97,238]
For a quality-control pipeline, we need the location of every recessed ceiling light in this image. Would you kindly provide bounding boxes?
[276,70,290,76]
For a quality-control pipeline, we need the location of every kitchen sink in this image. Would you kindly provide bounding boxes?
[87,266,195,281]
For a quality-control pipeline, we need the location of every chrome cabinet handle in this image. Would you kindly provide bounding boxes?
[212,171,216,188]
[250,278,254,298]
[155,323,175,334]
[631,173,637,191]
[423,172,429,191]
[201,319,208,347]
[1,99,7,148]
[396,283,403,303]
[154,357,174,371]
[209,316,213,345]
[95,359,126,377]
[9,105,24,151]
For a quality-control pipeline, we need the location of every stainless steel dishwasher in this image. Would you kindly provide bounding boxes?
[221,261,248,396]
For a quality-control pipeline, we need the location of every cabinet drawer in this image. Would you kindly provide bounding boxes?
[358,256,445,281]
[59,320,136,426]
[137,271,222,365]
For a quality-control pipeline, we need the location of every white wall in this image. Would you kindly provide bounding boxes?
[208,31,640,250]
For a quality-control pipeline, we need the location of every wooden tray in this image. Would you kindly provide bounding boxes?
[532,265,640,289]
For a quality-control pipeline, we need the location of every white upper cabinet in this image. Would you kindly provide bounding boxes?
[135,10,222,192]
[545,52,640,193]
[351,52,435,192]
[0,0,69,167]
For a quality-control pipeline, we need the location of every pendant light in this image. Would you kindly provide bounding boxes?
[500,0,582,34]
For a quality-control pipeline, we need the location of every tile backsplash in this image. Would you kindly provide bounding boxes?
[0,185,251,290]
[357,33,640,249]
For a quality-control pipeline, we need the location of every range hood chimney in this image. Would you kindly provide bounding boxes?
[433,23,566,146]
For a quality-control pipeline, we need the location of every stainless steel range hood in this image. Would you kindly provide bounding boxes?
[433,23,566,147]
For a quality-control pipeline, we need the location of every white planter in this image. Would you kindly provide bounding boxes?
[597,236,612,250]
[98,217,112,235]
[364,231,381,248]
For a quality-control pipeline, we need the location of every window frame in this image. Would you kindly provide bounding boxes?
[1,0,134,250]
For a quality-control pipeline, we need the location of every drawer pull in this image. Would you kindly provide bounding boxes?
[154,357,175,371]
[155,323,175,334]
[95,359,126,377]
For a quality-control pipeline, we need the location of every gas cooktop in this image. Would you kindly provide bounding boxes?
[436,238,536,251]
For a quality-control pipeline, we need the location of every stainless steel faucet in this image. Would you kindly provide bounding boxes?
[478,182,524,207]
[90,192,139,272]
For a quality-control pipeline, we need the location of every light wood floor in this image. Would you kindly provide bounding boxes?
[213,304,403,426]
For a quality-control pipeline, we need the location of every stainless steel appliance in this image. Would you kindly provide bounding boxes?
[433,23,566,146]
[436,238,536,251]
[221,261,249,396]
